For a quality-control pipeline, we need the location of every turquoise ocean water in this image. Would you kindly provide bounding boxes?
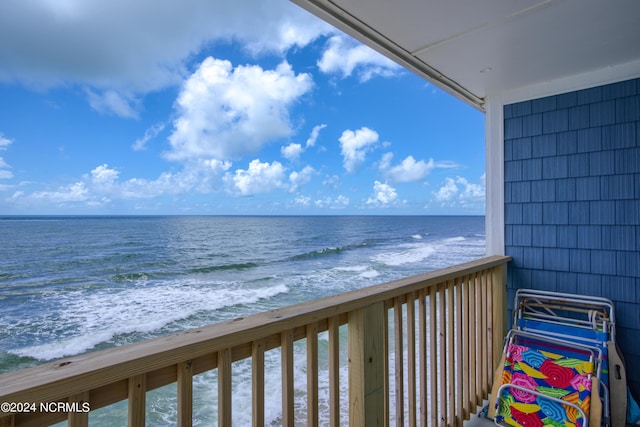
[0,215,485,425]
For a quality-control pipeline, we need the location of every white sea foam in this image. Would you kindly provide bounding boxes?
[373,243,437,266]
[332,265,369,272]
[11,280,289,361]
[411,234,423,240]
[359,269,380,279]
[371,235,486,270]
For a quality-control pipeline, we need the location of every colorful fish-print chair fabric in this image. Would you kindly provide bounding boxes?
[494,343,595,427]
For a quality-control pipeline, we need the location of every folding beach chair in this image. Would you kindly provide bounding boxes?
[494,330,601,427]
[513,289,626,426]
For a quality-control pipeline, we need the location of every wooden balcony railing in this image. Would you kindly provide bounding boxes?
[0,255,510,427]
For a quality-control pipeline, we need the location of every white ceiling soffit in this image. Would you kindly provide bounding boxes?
[291,0,640,111]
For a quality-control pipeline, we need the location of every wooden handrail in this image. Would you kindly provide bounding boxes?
[0,255,510,427]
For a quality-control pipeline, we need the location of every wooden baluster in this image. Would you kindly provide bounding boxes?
[0,414,13,427]
[491,264,507,374]
[384,301,390,426]
[482,270,490,393]
[281,330,295,427]
[455,278,463,427]
[461,276,470,419]
[394,297,404,427]
[68,391,89,427]
[447,281,455,426]
[128,374,146,427]
[328,316,341,427]
[486,269,494,395]
[307,322,319,427]
[477,271,486,396]
[418,289,427,427]
[177,361,193,427]
[348,302,385,427]
[469,273,478,407]
[218,348,232,427]
[252,340,265,427]
[429,285,438,427]
[438,282,447,427]
[407,292,417,427]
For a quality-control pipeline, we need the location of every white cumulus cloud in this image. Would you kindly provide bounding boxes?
[225,159,286,196]
[167,58,313,162]
[379,153,433,183]
[281,124,327,161]
[0,0,332,116]
[288,165,315,192]
[306,123,327,148]
[432,174,485,209]
[380,152,464,183]
[133,122,165,151]
[281,143,303,161]
[366,180,398,205]
[339,127,379,173]
[11,160,234,209]
[314,194,349,209]
[318,35,401,81]
[0,134,13,180]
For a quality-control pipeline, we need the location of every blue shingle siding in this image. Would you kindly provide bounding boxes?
[505,203,523,225]
[522,114,543,137]
[603,79,638,100]
[576,176,600,200]
[504,117,523,139]
[523,247,544,269]
[602,123,636,149]
[557,91,578,109]
[532,134,557,157]
[511,137,533,160]
[542,156,568,179]
[533,225,557,247]
[601,174,635,199]
[543,109,569,134]
[568,153,590,177]
[569,105,590,130]
[556,225,578,248]
[615,96,640,123]
[577,86,602,105]
[523,202,543,224]
[504,77,640,396]
[589,150,616,175]
[542,202,569,224]
[615,147,640,173]
[568,201,590,224]
[616,200,640,225]
[577,225,602,249]
[589,200,616,225]
[557,131,578,155]
[555,178,576,201]
[577,128,602,152]
[590,100,616,127]
[531,180,555,202]
[511,181,531,202]
[532,95,558,113]
[522,158,542,181]
[505,160,523,182]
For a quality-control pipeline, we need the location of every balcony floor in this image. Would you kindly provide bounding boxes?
[465,414,494,426]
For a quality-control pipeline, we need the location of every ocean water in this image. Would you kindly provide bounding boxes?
[0,215,485,425]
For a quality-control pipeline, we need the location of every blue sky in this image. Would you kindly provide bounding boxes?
[0,0,485,215]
